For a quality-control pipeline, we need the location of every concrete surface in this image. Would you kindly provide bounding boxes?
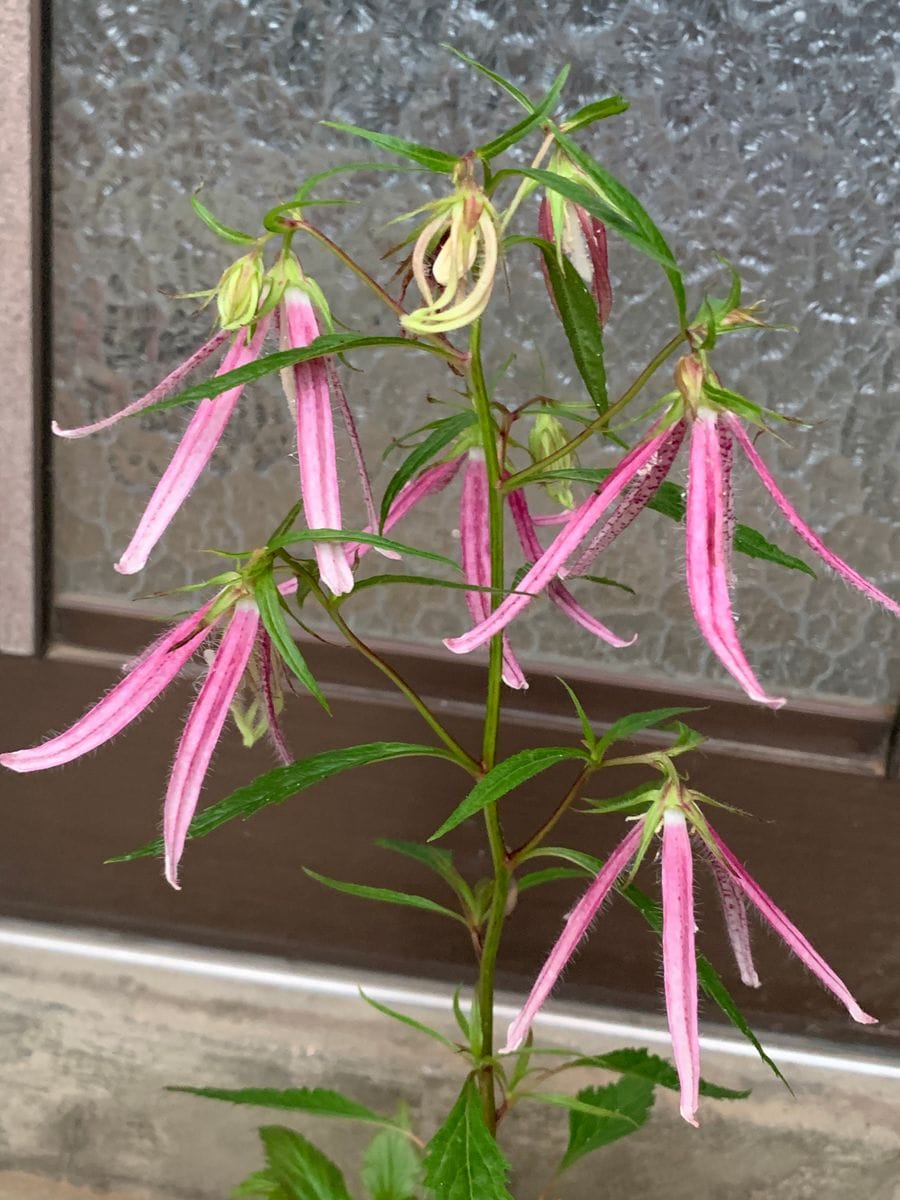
[0,920,897,1199]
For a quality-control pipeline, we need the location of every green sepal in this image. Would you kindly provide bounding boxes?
[303,867,469,926]
[253,569,330,713]
[579,781,661,816]
[190,192,257,245]
[109,742,456,862]
[321,121,459,173]
[557,677,596,750]
[429,746,590,842]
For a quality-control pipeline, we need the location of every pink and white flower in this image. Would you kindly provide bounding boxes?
[503,797,876,1126]
[0,595,284,889]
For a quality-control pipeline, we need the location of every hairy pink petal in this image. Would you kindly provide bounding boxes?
[685,413,785,707]
[564,423,686,579]
[576,206,613,326]
[164,601,260,889]
[281,288,353,596]
[706,822,876,1024]
[348,455,465,564]
[0,602,219,772]
[115,321,271,575]
[462,453,528,689]
[445,430,671,655]
[502,819,645,1053]
[508,488,634,648]
[661,808,701,1126]
[53,329,231,439]
[706,851,760,988]
[259,630,292,766]
[726,414,900,617]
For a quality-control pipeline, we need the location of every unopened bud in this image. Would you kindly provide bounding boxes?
[530,411,576,509]
[674,354,705,414]
[217,252,264,330]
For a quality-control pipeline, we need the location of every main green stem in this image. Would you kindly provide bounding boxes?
[469,320,510,1133]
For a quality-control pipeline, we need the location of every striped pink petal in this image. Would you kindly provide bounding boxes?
[661,808,700,1126]
[280,288,353,597]
[685,412,785,707]
[508,488,634,648]
[563,423,686,579]
[53,329,231,439]
[164,600,260,889]
[348,455,465,564]
[0,601,219,773]
[115,320,271,575]
[706,821,876,1025]
[462,452,527,690]
[445,429,672,656]
[502,819,645,1053]
[706,850,760,988]
[726,414,900,617]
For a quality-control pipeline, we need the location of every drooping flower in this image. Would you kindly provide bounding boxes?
[279,284,354,596]
[461,450,527,690]
[0,593,286,889]
[502,791,876,1126]
[446,362,899,706]
[53,251,358,595]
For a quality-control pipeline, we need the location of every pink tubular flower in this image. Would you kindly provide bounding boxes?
[0,595,283,889]
[461,451,527,690]
[114,318,273,575]
[503,799,875,1125]
[346,454,465,565]
[447,394,899,706]
[163,600,259,887]
[279,286,354,596]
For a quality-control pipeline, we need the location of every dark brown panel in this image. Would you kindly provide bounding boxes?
[2,637,898,1052]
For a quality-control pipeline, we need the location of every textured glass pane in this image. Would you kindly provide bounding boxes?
[51,0,898,704]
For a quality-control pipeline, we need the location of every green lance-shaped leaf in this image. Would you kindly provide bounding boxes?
[552,127,687,327]
[362,1123,422,1200]
[190,192,257,245]
[376,838,477,913]
[260,1125,353,1200]
[143,334,462,416]
[594,706,703,760]
[423,1078,514,1200]
[442,46,536,113]
[515,866,589,894]
[291,160,421,205]
[562,95,630,133]
[380,409,476,527]
[110,743,454,862]
[304,868,469,927]
[320,121,459,173]
[254,570,330,713]
[511,235,608,413]
[429,746,590,842]
[477,64,570,161]
[539,1075,655,1171]
[266,527,461,574]
[562,1047,749,1100]
[359,989,462,1054]
[168,1085,400,1127]
[734,524,816,578]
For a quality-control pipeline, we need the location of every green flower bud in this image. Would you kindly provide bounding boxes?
[216,252,264,330]
[529,411,575,509]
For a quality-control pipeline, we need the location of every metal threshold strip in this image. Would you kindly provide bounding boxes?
[1,918,898,1082]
